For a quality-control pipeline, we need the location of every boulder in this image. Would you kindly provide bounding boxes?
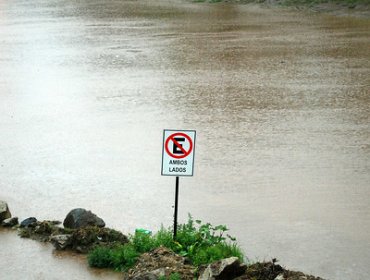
[63,208,105,229]
[199,257,246,280]
[0,201,11,222]
[20,217,37,228]
[51,234,73,250]
[1,217,18,227]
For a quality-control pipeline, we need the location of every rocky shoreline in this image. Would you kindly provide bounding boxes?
[1,201,324,280]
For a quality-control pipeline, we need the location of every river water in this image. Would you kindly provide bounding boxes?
[0,0,369,279]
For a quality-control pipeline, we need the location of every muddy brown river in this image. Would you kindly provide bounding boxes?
[0,0,369,279]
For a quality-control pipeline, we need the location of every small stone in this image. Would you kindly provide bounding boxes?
[1,217,18,227]
[275,274,284,280]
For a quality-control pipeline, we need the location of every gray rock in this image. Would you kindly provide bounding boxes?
[275,274,284,280]
[199,257,246,280]
[0,201,11,222]
[63,208,105,229]
[51,234,73,250]
[20,217,37,228]
[1,217,18,227]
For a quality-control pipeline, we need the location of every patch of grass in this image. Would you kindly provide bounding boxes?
[132,226,174,253]
[174,215,244,264]
[87,246,114,268]
[192,242,244,266]
[110,244,139,271]
[87,244,139,271]
[88,215,244,272]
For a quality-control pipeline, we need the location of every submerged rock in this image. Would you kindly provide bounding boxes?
[18,220,63,242]
[63,208,105,229]
[1,217,18,227]
[0,201,11,222]
[20,217,37,228]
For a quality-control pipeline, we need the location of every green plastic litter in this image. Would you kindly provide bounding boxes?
[135,228,152,235]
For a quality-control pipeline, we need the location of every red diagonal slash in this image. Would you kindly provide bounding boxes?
[170,135,188,155]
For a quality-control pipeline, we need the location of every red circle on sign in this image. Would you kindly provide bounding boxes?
[165,132,193,159]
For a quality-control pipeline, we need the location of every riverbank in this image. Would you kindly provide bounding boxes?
[1,202,325,279]
[190,0,370,18]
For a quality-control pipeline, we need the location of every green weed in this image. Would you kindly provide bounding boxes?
[87,246,114,268]
[87,244,139,271]
[88,215,244,272]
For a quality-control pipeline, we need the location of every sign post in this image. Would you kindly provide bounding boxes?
[174,176,179,238]
[161,129,196,239]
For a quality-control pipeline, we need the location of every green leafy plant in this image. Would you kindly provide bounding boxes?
[192,242,244,266]
[88,215,244,272]
[174,214,243,265]
[87,244,139,271]
[87,246,114,268]
[111,244,139,271]
[132,226,175,253]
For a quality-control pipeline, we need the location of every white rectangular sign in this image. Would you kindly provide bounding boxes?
[161,129,196,176]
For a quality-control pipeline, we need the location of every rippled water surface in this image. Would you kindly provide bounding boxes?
[0,0,369,279]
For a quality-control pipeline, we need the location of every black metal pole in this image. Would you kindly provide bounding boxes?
[173,176,179,240]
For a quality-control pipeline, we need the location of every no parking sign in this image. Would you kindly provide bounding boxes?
[161,129,196,176]
[161,129,196,239]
